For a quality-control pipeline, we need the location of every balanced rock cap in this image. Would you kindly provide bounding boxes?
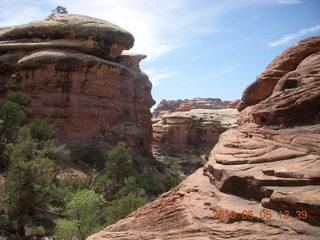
[0,14,135,50]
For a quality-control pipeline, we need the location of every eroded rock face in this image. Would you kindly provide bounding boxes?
[0,14,155,158]
[226,99,240,108]
[152,109,238,174]
[88,36,320,239]
[238,36,320,111]
[152,97,232,117]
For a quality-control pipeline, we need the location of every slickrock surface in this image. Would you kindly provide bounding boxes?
[152,109,238,174]
[0,14,155,157]
[88,36,320,239]
[152,98,232,117]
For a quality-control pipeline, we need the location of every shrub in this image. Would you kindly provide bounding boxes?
[27,117,56,142]
[3,127,56,236]
[106,192,147,225]
[163,156,181,173]
[0,94,29,168]
[7,92,29,106]
[105,142,136,185]
[154,160,166,173]
[161,175,183,192]
[55,190,106,240]
[137,171,162,197]
[70,141,105,169]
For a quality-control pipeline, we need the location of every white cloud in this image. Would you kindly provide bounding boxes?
[144,69,180,87]
[0,0,242,62]
[45,0,221,61]
[203,65,240,80]
[278,0,300,4]
[268,24,320,47]
[1,0,308,61]
[0,0,47,26]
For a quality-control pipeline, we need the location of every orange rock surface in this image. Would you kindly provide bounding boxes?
[0,14,155,157]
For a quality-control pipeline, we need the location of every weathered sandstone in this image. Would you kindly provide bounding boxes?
[0,14,155,158]
[226,99,240,109]
[88,36,320,239]
[152,109,238,174]
[152,97,231,117]
[239,36,320,111]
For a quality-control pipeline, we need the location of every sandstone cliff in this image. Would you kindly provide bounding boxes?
[152,97,232,117]
[0,14,155,158]
[152,109,238,174]
[88,36,320,239]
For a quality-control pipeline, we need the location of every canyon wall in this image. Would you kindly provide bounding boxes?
[88,36,320,240]
[0,14,155,158]
[152,109,238,174]
[152,97,238,174]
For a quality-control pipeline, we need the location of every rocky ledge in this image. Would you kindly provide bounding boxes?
[0,14,155,158]
[152,109,238,174]
[152,97,233,117]
[88,36,320,239]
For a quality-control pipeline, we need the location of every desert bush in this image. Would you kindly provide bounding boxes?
[55,190,106,240]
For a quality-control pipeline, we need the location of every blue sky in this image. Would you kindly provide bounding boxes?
[1,0,319,108]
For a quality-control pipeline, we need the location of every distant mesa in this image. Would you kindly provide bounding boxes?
[152,97,239,174]
[152,97,237,118]
[152,110,238,174]
[0,14,155,159]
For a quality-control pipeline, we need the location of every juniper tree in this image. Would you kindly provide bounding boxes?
[49,6,68,18]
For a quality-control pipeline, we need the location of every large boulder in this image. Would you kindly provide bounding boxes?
[88,36,320,239]
[0,14,155,159]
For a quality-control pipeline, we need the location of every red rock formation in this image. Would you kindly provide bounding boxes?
[88,36,320,240]
[152,97,231,117]
[152,109,238,174]
[238,36,320,111]
[152,98,238,174]
[176,98,230,112]
[0,14,155,157]
[226,99,240,108]
[152,99,184,117]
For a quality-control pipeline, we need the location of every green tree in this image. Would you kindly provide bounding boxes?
[106,192,147,225]
[6,91,29,106]
[49,6,68,18]
[2,126,55,236]
[115,176,145,198]
[0,93,29,168]
[163,156,181,173]
[27,117,56,142]
[70,140,105,169]
[104,142,136,186]
[137,171,162,198]
[55,190,106,240]
[162,175,183,192]
[162,157,184,192]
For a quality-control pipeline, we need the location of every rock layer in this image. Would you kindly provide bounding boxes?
[152,98,232,117]
[88,36,320,239]
[0,14,154,158]
[152,109,238,174]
